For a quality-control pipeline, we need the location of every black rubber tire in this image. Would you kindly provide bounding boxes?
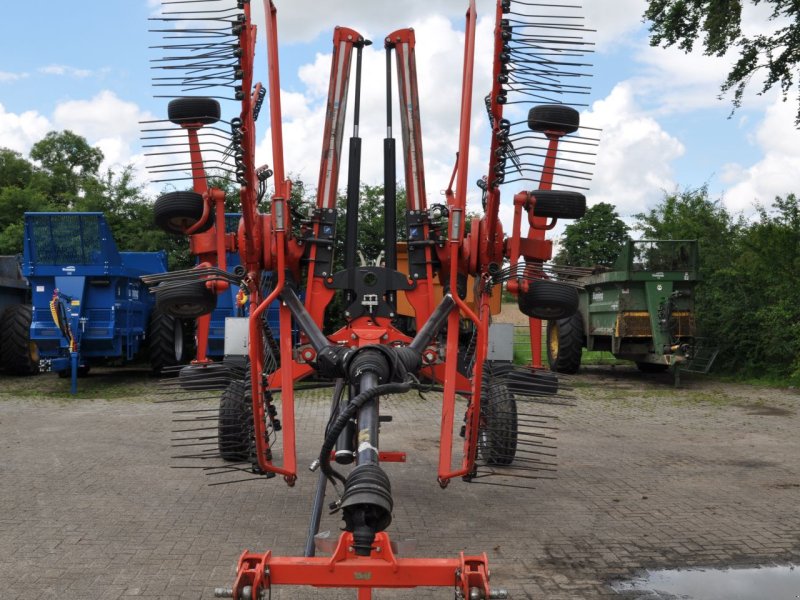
[531,190,587,220]
[168,97,221,126]
[0,304,39,375]
[218,378,252,462]
[148,309,186,374]
[153,191,213,235]
[178,361,231,391]
[547,312,584,374]
[156,281,217,319]
[479,378,518,466]
[636,362,669,373]
[528,104,580,134]
[518,280,579,320]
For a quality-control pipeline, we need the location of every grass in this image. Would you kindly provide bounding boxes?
[713,372,800,389]
[0,366,159,402]
[512,325,629,368]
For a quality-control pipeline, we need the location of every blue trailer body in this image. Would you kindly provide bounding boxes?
[22,212,168,391]
[206,215,244,358]
[205,215,281,359]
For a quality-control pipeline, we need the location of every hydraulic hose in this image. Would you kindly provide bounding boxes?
[319,381,412,486]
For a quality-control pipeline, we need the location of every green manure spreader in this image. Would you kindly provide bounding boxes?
[547,240,717,381]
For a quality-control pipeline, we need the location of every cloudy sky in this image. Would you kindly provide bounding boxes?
[1,0,797,233]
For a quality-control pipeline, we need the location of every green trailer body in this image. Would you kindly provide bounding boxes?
[548,240,717,375]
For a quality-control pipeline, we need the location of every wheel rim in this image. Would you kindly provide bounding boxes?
[548,323,560,362]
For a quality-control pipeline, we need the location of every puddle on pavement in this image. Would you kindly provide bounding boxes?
[612,565,800,599]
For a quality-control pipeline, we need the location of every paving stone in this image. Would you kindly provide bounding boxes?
[1,367,798,598]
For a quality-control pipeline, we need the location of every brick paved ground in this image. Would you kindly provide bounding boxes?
[1,366,798,599]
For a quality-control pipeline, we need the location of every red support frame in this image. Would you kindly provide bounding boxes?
[216,1,509,597]
[231,532,492,600]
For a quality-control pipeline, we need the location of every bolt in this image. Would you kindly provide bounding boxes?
[351,333,357,340]
[309,459,320,472]
[381,334,388,340]
[322,271,327,277]
[213,588,233,598]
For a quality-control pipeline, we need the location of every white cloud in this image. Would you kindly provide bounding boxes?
[720,93,800,212]
[0,71,29,83]
[52,91,156,169]
[583,0,647,51]
[583,82,685,216]
[39,65,92,78]
[0,104,52,154]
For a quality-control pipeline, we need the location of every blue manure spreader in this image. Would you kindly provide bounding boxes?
[23,212,185,392]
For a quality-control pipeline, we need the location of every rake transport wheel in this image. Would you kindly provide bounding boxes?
[155,280,217,319]
[153,191,213,235]
[547,312,584,374]
[167,97,221,126]
[218,377,252,462]
[0,304,39,375]
[148,309,186,374]
[531,190,587,220]
[518,279,579,320]
[479,377,518,466]
[528,104,580,134]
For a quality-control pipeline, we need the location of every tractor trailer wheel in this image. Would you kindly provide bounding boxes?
[0,304,39,376]
[528,104,580,134]
[167,97,221,126]
[518,279,579,320]
[155,280,217,319]
[218,378,252,462]
[530,190,587,220]
[153,191,213,235]
[547,312,584,374]
[479,378,518,466]
[148,309,187,374]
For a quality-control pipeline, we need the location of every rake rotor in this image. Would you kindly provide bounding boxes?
[140,0,602,597]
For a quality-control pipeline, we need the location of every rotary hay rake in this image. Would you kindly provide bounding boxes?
[143,0,598,597]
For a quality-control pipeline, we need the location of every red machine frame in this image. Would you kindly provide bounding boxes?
[152,0,589,597]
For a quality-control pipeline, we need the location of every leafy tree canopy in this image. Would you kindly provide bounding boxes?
[634,187,800,382]
[645,0,800,123]
[29,130,104,206]
[554,202,630,267]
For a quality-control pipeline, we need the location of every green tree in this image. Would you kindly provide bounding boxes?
[734,195,800,379]
[554,202,630,267]
[634,185,743,269]
[631,186,800,381]
[0,149,34,189]
[645,0,800,123]
[29,130,104,207]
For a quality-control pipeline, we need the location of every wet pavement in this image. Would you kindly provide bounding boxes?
[612,564,800,599]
